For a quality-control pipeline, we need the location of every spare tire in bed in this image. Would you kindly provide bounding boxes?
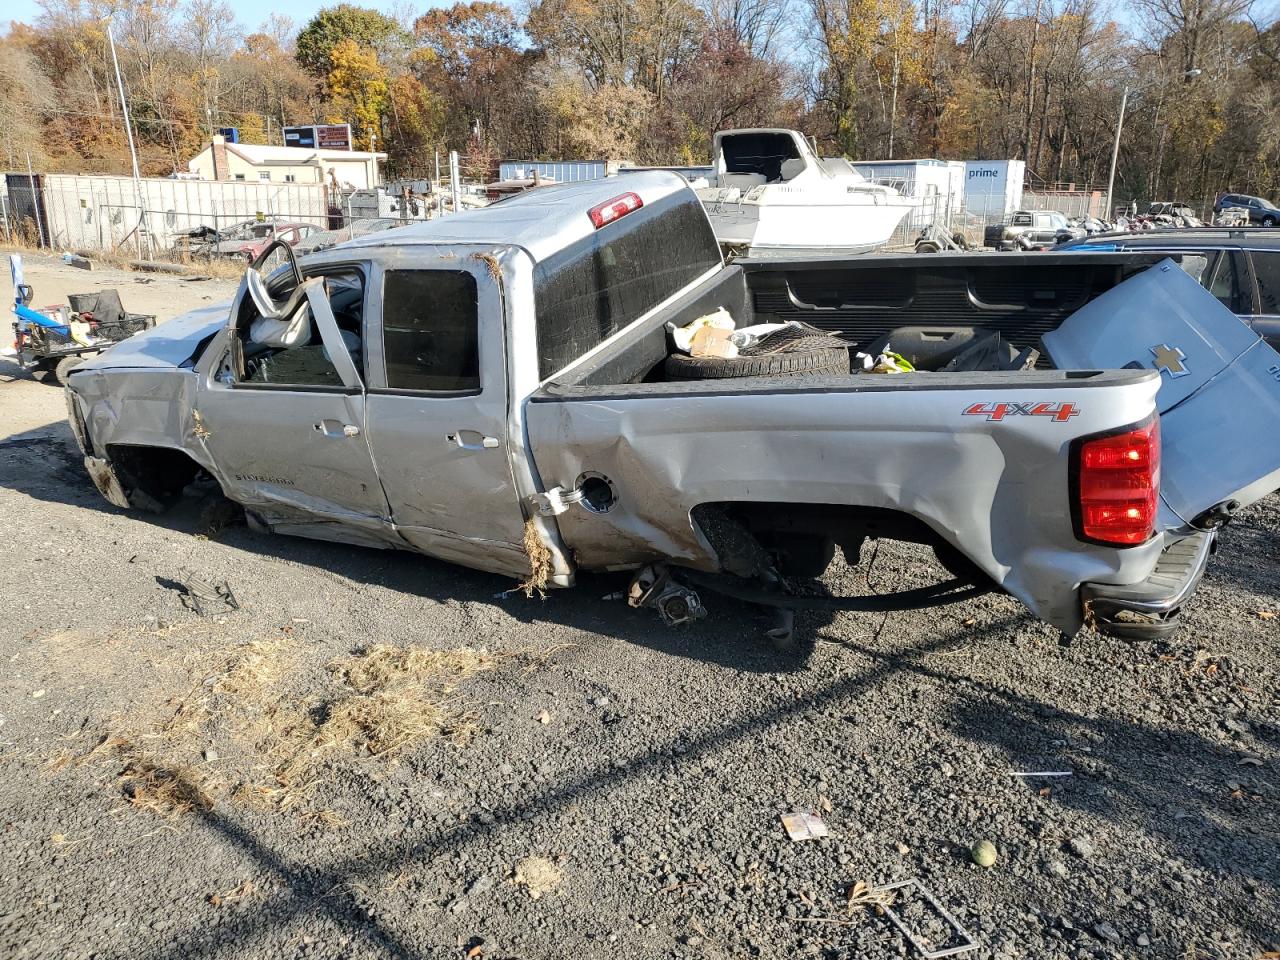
[664,322,851,380]
[665,347,850,379]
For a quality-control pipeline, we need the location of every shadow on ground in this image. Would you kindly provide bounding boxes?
[79,617,1279,960]
[0,417,831,675]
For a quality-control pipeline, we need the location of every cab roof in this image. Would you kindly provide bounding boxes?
[339,170,692,263]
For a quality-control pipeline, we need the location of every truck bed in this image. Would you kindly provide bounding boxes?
[556,251,1174,387]
[528,251,1195,636]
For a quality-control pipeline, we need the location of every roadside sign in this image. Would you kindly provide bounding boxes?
[283,124,352,151]
[315,124,352,150]
[283,125,317,149]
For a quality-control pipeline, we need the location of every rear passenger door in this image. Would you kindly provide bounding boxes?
[363,249,530,577]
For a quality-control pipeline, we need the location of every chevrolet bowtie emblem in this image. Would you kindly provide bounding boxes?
[1150,343,1189,378]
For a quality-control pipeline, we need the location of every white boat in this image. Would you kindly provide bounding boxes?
[692,129,915,257]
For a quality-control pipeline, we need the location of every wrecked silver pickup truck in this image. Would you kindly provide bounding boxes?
[64,172,1280,643]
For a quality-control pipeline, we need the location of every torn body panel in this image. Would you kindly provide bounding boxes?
[526,371,1166,635]
[82,456,131,509]
[1042,260,1280,527]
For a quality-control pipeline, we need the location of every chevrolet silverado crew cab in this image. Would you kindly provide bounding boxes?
[63,172,1280,644]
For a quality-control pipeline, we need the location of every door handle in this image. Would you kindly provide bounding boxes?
[447,431,500,451]
[315,419,360,438]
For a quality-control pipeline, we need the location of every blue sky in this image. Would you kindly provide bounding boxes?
[3,0,462,34]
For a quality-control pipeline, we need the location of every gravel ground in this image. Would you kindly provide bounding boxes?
[0,258,1277,960]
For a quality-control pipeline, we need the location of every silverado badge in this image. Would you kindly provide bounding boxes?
[1150,343,1190,378]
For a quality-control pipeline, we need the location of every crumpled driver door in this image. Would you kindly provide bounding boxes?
[194,269,392,545]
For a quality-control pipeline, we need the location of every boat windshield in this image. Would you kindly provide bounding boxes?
[719,132,803,183]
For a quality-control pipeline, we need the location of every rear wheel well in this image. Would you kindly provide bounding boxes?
[105,444,202,513]
[692,501,990,583]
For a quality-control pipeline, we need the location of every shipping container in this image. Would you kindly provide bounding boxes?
[962,160,1026,219]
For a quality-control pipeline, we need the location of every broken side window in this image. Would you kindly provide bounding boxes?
[236,269,365,388]
[381,270,480,391]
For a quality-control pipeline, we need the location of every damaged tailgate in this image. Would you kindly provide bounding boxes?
[1043,259,1280,528]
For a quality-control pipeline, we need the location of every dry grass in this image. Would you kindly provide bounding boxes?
[159,638,295,741]
[0,237,245,280]
[208,880,255,907]
[118,751,216,817]
[69,639,493,820]
[263,645,495,793]
[513,856,563,899]
[75,732,218,819]
[164,254,246,280]
[518,519,553,597]
[471,251,503,283]
[845,880,897,911]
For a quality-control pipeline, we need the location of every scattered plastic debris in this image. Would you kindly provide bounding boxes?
[170,569,240,616]
[877,878,979,958]
[669,308,736,353]
[780,810,829,842]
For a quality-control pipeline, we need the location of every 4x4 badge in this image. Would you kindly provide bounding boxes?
[1150,343,1190,378]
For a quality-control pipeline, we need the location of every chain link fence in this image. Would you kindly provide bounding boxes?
[2,172,336,264]
[875,177,1104,251]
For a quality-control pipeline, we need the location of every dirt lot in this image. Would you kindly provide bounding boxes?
[0,256,1277,960]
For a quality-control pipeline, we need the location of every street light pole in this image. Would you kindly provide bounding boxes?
[1104,68,1202,221]
[1104,85,1130,220]
[107,23,149,257]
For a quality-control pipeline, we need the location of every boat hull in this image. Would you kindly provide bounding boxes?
[698,191,914,256]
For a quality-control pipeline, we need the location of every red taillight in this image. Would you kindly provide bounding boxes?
[588,192,643,229]
[1073,418,1160,546]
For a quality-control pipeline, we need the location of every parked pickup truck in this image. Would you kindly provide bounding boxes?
[984,210,1085,250]
[63,172,1280,644]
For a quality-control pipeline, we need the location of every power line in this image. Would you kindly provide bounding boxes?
[34,104,295,128]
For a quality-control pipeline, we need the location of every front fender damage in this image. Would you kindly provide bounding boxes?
[83,456,131,510]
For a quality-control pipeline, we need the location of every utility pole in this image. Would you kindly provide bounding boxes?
[25,152,47,248]
[1104,86,1129,221]
[1105,68,1202,222]
[107,23,149,258]
[449,150,461,216]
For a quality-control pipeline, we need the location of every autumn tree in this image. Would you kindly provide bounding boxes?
[295,4,401,78]
[414,2,526,149]
[325,38,389,150]
[383,70,444,176]
[526,0,705,100]
[665,23,801,159]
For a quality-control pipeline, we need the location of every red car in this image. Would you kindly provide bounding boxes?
[213,221,321,262]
